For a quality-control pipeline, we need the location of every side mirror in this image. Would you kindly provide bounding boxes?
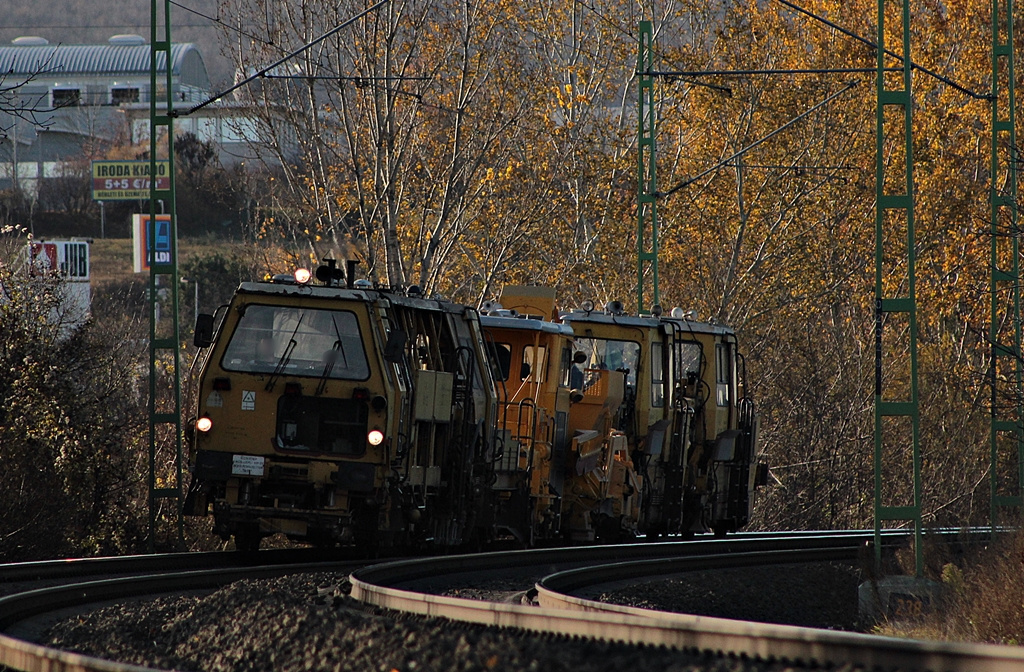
[383,330,408,363]
[194,313,215,348]
[572,351,587,364]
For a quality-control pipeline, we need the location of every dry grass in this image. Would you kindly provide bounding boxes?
[89,237,254,286]
[874,529,1024,645]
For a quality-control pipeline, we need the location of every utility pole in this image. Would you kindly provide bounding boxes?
[636,21,660,314]
[874,0,923,577]
[148,0,183,551]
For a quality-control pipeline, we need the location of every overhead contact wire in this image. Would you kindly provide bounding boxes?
[658,80,859,199]
[771,0,990,100]
[179,0,391,116]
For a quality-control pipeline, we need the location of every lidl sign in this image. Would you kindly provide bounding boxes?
[92,160,170,200]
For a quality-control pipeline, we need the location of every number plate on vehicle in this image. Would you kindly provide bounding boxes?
[232,454,265,476]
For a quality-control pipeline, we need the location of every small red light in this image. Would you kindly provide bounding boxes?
[284,382,303,396]
[352,387,371,402]
[213,377,232,391]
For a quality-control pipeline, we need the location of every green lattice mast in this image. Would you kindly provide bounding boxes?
[989,0,1023,532]
[637,20,660,313]
[874,0,923,576]
[148,0,183,551]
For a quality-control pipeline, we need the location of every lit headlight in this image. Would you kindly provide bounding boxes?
[367,429,384,446]
[293,268,312,284]
[196,416,213,433]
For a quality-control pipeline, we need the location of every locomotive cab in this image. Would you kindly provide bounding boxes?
[481,287,642,543]
[562,304,764,537]
[187,273,498,551]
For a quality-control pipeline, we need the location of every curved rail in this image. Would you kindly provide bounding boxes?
[0,547,359,585]
[0,529,994,672]
[0,559,363,672]
[350,531,1021,672]
[534,551,1024,671]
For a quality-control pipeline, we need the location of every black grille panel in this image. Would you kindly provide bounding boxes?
[276,395,368,456]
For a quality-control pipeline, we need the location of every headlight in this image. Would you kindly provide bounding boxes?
[196,416,213,433]
[367,429,384,446]
[293,268,312,284]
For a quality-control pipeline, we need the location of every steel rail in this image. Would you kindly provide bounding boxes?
[349,531,1016,672]
[0,529,990,672]
[535,551,1024,671]
[0,529,934,585]
[0,560,362,672]
[349,532,885,589]
[0,547,361,585]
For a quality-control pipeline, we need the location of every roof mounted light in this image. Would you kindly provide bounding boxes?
[293,268,311,284]
[651,304,663,317]
[671,307,686,319]
[580,300,595,312]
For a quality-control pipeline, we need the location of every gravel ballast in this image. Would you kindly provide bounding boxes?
[597,562,864,631]
[41,570,867,672]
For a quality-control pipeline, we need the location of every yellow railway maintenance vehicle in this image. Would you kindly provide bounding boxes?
[479,287,765,545]
[185,264,765,550]
[480,287,642,545]
[561,301,766,538]
[185,262,498,551]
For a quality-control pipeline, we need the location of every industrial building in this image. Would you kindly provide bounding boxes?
[0,34,286,196]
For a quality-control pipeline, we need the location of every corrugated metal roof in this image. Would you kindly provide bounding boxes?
[0,43,210,90]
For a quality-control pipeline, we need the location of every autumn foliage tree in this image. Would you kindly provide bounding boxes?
[214,0,1021,531]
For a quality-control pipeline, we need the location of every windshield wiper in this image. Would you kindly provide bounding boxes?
[265,314,304,392]
[315,340,340,396]
[315,315,352,396]
[265,339,296,392]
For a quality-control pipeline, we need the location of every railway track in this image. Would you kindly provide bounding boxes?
[350,530,1024,672]
[0,550,368,672]
[0,530,1010,672]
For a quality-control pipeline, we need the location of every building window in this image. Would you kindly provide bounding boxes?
[111,87,140,105]
[52,89,81,107]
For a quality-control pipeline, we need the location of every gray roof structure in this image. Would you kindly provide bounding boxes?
[0,42,210,91]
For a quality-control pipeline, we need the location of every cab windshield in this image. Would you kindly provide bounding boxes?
[571,337,640,389]
[221,304,370,380]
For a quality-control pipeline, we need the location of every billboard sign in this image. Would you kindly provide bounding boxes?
[28,240,90,281]
[132,214,174,273]
[92,160,171,200]
[23,240,92,336]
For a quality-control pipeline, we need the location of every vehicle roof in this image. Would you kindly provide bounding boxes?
[480,314,574,336]
[561,310,734,336]
[235,282,472,314]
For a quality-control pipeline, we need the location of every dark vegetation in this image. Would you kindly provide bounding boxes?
[0,224,259,561]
